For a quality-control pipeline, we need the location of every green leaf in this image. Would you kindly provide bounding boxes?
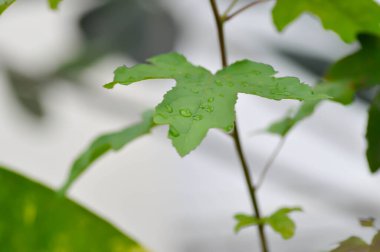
[327,35,380,87]
[272,0,380,43]
[0,166,148,252]
[234,207,302,240]
[267,81,355,137]
[266,207,302,240]
[48,0,62,10]
[330,237,369,252]
[60,110,155,194]
[234,214,262,233]
[369,232,380,252]
[0,0,15,14]
[366,91,380,173]
[106,52,325,156]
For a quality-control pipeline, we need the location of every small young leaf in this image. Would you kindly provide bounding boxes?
[106,53,325,156]
[60,110,155,194]
[48,0,62,10]
[0,0,15,14]
[330,237,370,252]
[234,214,262,233]
[272,0,380,43]
[0,166,148,252]
[267,81,355,137]
[327,35,380,87]
[366,92,380,173]
[233,207,302,240]
[266,207,302,240]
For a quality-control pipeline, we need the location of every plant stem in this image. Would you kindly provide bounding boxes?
[256,137,287,190]
[224,0,271,22]
[209,1,269,251]
[209,0,228,67]
[232,126,269,252]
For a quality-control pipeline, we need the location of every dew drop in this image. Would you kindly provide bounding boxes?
[179,108,192,117]
[165,105,173,113]
[169,127,180,138]
[205,106,214,113]
[192,114,203,121]
[225,125,234,132]
[200,103,213,112]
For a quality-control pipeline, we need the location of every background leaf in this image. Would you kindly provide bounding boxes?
[60,110,155,193]
[327,35,380,86]
[272,0,380,43]
[0,0,14,14]
[48,0,61,10]
[369,232,380,252]
[330,237,369,252]
[0,166,148,252]
[79,0,177,63]
[107,52,324,156]
[366,92,380,173]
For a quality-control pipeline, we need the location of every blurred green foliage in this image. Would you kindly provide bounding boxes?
[0,166,148,252]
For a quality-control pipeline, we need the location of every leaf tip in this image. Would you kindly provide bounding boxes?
[104,81,117,89]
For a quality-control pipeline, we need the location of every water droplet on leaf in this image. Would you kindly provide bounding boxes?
[169,127,180,138]
[165,105,173,113]
[192,114,203,121]
[225,125,234,132]
[179,109,192,117]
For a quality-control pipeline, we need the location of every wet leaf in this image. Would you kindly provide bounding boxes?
[106,53,325,156]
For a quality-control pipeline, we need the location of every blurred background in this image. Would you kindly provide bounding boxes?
[0,0,379,251]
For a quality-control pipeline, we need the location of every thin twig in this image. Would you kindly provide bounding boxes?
[232,124,270,252]
[221,0,239,19]
[209,0,270,251]
[256,137,287,190]
[209,0,228,67]
[224,0,272,22]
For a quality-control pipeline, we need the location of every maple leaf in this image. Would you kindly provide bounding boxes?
[106,52,325,156]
